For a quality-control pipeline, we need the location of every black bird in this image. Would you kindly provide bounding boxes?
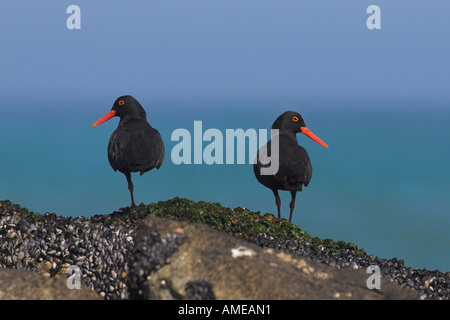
[253,111,328,222]
[92,95,165,208]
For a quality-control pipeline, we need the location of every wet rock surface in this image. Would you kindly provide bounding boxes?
[0,198,449,300]
[126,227,187,299]
[130,217,417,300]
[0,268,101,300]
[0,200,135,300]
[246,234,450,300]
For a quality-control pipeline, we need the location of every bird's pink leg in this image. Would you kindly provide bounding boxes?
[272,189,281,219]
[289,191,297,223]
[125,173,137,208]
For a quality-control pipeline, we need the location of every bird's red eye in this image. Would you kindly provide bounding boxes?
[292,116,299,122]
[118,100,125,106]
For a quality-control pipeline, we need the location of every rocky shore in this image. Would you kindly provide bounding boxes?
[0,198,448,300]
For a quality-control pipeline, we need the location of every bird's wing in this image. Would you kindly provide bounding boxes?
[274,143,312,189]
[108,125,165,172]
[135,127,165,171]
[254,138,312,190]
[108,129,132,172]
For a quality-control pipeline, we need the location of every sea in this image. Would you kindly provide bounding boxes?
[1,97,449,272]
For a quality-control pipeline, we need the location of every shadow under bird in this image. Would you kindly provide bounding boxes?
[92,95,165,208]
[253,111,328,223]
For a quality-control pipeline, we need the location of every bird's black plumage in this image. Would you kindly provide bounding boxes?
[93,95,164,207]
[254,111,327,222]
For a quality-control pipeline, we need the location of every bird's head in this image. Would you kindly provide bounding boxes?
[92,95,147,127]
[272,111,329,148]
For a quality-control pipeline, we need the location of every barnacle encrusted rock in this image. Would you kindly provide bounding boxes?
[128,216,417,300]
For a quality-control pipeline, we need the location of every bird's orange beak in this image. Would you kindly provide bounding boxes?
[92,110,116,127]
[300,127,329,148]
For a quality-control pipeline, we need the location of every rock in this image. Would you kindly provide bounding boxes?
[128,217,418,300]
[0,268,101,300]
[2,198,446,300]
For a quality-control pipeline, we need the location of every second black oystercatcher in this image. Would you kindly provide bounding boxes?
[254,111,328,223]
[92,95,165,208]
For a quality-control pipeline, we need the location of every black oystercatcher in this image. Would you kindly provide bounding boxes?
[253,111,328,222]
[92,95,165,208]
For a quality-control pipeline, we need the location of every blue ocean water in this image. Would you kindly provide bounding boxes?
[1,99,449,272]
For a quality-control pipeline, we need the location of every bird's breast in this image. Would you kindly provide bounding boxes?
[107,122,164,173]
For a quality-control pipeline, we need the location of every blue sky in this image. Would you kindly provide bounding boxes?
[1,1,449,111]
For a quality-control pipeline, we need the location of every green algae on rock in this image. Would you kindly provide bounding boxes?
[1,197,367,260]
[96,197,367,258]
[1,198,365,258]
[0,200,44,223]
